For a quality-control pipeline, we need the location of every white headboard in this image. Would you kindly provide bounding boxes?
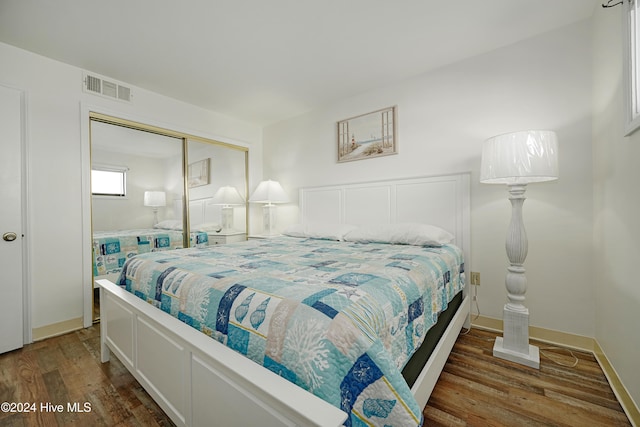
[189,197,221,226]
[299,173,470,274]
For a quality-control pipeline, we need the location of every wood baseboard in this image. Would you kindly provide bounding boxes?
[472,315,639,426]
[32,317,83,342]
[593,341,640,427]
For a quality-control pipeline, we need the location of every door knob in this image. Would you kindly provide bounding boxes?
[2,232,17,242]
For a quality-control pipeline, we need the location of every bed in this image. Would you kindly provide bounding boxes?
[92,194,237,280]
[92,227,211,279]
[96,173,470,427]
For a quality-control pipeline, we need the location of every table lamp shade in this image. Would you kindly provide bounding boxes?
[480,130,558,185]
[211,186,244,206]
[143,191,166,207]
[249,180,288,236]
[249,180,289,204]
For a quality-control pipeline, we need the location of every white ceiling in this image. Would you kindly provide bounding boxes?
[0,0,596,126]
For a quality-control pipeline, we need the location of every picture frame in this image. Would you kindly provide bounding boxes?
[337,106,397,163]
[188,158,210,188]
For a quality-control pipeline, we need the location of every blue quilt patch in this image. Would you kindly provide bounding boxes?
[161,293,172,313]
[302,289,337,306]
[408,297,424,323]
[216,284,247,334]
[207,269,236,279]
[178,311,194,326]
[390,253,416,260]
[155,267,177,301]
[363,398,396,419]
[340,353,384,425]
[227,325,250,354]
[264,356,298,384]
[241,260,286,270]
[312,301,339,319]
[105,242,121,255]
[330,273,377,286]
[385,260,412,271]
[156,236,170,248]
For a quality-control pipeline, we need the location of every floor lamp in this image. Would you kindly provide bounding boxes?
[249,180,288,235]
[480,130,558,369]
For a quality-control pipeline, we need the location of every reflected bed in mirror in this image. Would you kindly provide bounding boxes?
[89,116,249,322]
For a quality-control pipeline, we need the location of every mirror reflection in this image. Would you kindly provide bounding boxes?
[187,139,247,244]
[91,121,184,234]
[89,119,248,322]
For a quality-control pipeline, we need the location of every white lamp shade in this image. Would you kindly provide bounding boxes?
[143,191,166,207]
[480,130,558,185]
[249,180,289,204]
[211,186,245,205]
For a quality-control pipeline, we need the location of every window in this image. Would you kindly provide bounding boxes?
[624,0,640,135]
[91,166,127,197]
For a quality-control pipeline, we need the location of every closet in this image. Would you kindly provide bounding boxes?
[89,113,248,321]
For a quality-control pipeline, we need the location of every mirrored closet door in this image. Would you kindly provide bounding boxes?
[89,114,248,322]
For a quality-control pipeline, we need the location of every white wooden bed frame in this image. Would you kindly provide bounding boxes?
[97,173,471,427]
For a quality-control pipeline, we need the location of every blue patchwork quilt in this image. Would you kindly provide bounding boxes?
[93,228,209,277]
[117,236,465,427]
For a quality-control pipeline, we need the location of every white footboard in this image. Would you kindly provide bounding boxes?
[97,279,347,427]
[97,279,469,427]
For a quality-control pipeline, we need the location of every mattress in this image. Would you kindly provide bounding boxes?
[116,236,465,427]
[92,228,209,277]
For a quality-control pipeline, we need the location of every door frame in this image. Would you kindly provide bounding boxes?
[1,81,32,345]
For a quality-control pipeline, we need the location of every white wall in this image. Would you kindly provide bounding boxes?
[91,148,175,231]
[592,7,640,409]
[263,20,595,337]
[0,41,262,330]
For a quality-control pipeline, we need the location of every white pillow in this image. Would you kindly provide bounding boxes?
[192,222,222,232]
[344,223,454,246]
[282,223,357,241]
[153,219,183,230]
[282,224,306,238]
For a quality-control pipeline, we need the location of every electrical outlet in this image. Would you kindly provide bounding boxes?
[470,271,480,286]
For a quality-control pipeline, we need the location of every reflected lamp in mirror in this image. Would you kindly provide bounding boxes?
[480,129,558,369]
[211,186,245,231]
[249,180,289,235]
[144,191,167,226]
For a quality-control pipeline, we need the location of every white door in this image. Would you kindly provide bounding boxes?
[0,84,25,354]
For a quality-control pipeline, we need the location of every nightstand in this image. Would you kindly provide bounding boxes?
[208,231,246,245]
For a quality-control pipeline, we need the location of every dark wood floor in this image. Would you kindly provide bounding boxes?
[424,328,631,426]
[0,326,631,426]
[0,326,174,427]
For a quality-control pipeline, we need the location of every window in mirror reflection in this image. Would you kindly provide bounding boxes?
[91,166,127,197]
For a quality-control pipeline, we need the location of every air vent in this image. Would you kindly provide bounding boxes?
[83,72,132,102]
[85,74,101,93]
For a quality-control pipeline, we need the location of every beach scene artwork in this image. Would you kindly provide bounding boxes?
[188,158,210,188]
[337,106,397,162]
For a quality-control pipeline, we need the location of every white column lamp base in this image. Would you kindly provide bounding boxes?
[220,206,234,231]
[262,203,278,235]
[493,306,540,369]
[493,337,540,369]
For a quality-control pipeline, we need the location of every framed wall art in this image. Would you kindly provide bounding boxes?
[188,158,210,188]
[337,106,397,163]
